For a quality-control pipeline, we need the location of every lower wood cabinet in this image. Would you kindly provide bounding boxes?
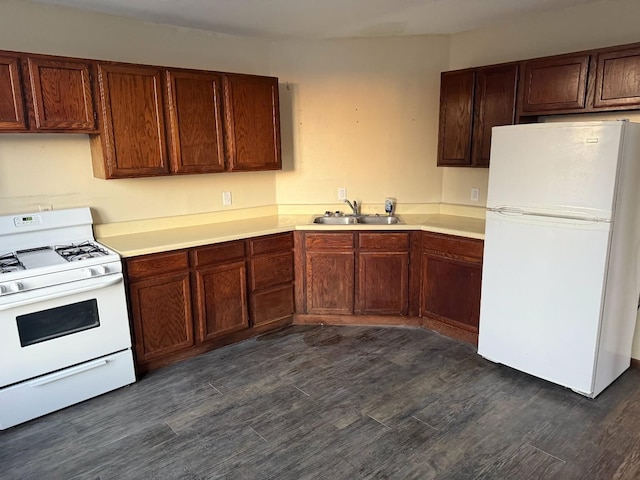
[191,242,249,342]
[356,233,410,315]
[126,250,194,363]
[248,233,295,326]
[125,233,294,372]
[304,233,356,315]
[420,232,483,340]
[299,231,412,317]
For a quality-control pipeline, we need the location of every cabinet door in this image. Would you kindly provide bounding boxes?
[357,232,410,315]
[471,64,518,167]
[593,46,640,109]
[193,261,249,342]
[420,233,483,332]
[437,70,474,166]
[520,54,589,114]
[25,57,96,131]
[166,70,226,174]
[223,74,281,171]
[94,64,169,178]
[357,252,409,315]
[129,273,194,363]
[304,232,355,315]
[0,54,27,131]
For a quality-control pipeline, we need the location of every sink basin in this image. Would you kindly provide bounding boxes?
[358,215,403,225]
[313,215,360,225]
[311,215,403,225]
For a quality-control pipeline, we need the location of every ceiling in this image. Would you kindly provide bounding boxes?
[29,0,599,39]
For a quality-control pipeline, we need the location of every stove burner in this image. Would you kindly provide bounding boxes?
[0,253,25,274]
[55,241,109,262]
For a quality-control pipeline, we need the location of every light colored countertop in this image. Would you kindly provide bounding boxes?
[97,212,485,258]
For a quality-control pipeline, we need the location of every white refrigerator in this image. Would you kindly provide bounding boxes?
[478,120,640,398]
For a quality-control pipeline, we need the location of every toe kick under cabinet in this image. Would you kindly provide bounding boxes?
[125,233,294,373]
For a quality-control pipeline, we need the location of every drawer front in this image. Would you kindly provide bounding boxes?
[359,232,410,251]
[191,241,245,268]
[126,250,189,280]
[305,233,355,251]
[250,232,293,256]
[250,251,294,291]
[0,350,135,430]
[422,232,483,261]
[251,284,294,326]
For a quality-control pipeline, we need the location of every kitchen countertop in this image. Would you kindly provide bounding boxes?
[97,213,485,258]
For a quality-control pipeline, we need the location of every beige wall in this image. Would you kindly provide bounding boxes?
[272,36,448,209]
[0,0,277,223]
[442,0,640,207]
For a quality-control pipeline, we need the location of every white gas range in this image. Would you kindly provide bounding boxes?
[0,208,135,430]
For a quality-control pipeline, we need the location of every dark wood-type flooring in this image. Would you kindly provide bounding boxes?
[2,325,640,479]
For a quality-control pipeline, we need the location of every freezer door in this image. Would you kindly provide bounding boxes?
[478,211,612,395]
[487,122,624,220]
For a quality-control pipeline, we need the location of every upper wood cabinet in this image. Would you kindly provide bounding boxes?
[437,64,517,168]
[92,63,169,179]
[593,46,640,109]
[519,54,590,115]
[223,74,281,171]
[165,70,226,174]
[0,52,96,133]
[437,70,474,167]
[471,64,518,167]
[0,54,27,131]
[25,57,96,131]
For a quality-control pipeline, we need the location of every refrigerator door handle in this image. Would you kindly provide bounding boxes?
[490,207,604,223]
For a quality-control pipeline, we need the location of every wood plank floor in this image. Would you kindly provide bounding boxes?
[2,325,640,479]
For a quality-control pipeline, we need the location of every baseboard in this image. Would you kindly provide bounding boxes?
[631,358,640,370]
[293,313,422,328]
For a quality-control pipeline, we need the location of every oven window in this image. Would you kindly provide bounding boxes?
[17,299,100,347]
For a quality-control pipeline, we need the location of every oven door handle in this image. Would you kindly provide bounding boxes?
[0,275,123,312]
[28,358,109,387]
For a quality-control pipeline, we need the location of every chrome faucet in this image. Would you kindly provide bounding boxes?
[344,199,359,215]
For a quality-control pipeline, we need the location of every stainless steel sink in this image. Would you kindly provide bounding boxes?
[358,215,403,225]
[312,214,403,225]
[313,215,360,225]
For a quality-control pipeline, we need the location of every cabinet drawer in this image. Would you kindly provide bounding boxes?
[305,233,355,251]
[359,232,409,251]
[250,251,294,291]
[126,250,189,281]
[191,241,245,268]
[422,232,483,261]
[249,232,293,255]
[251,284,294,326]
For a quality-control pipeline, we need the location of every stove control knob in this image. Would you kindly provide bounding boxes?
[0,285,6,295]
[8,282,22,293]
[81,268,93,278]
[93,265,107,276]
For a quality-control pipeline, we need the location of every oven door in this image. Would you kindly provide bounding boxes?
[0,273,132,387]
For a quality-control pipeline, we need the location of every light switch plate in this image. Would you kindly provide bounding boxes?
[222,191,232,206]
[470,188,480,202]
[338,188,347,201]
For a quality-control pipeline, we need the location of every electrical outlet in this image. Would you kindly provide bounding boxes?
[222,191,232,206]
[38,204,53,212]
[338,188,347,201]
[470,188,480,202]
